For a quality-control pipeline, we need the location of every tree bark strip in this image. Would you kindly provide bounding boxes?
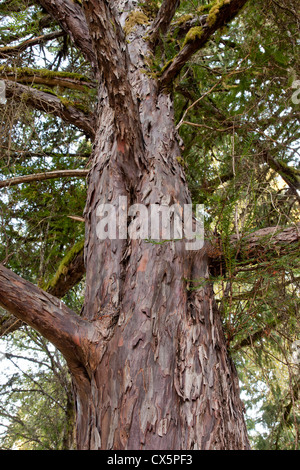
[38,0,95,66]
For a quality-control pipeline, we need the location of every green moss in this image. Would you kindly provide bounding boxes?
[123,10,150,36]
[59,96,89,114]
[43,239,84,292]
[197,3,214,14]
[158,57,175,76]
[0,66,93,83]
[174,13,194,26]
[182,26,204,47]
[206,0,231,27]
[138,0,159,19]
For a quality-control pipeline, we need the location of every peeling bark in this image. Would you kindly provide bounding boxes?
[37,0,95,67]
[73,1,250,449]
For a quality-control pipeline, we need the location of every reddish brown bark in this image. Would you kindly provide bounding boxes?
[73,0,250,450]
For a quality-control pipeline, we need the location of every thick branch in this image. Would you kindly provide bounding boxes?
[159,0,248,88]
[0,30,65,58]
[207,223,300,273]
[230,223,300,257]
[0,15,53,46]
[37,0,95,67]
[1,67,96,92]
[82,0,145,163]
[44,240,85,298]
[0,169,88,189]
[261,149,300,200]
[232,322,277,351]
[0,243,85,337]
[5,80,95,139]
[0,264,87,371]
[149,0,180,46]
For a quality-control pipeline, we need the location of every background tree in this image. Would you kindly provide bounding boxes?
[0,0,299,450]
[0,322,76,450]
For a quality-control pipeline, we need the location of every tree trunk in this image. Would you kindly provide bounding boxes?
[70,8,249,450]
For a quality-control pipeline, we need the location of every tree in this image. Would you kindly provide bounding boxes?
[0,324,76,450]
[0,0,299,450]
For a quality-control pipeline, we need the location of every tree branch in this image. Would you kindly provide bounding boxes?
[1,67,96,92]
[0,0,34,14]
[149,0,180,46]
[0,242,85,337]
[261,149,300,201]
[159,0,248,88]
[0,264,88,373]
[230,223,300,257]
[207,223,300,273]
[4,80,96,139]
[0,30,65,58]
[170,14,208,39]
[0,14,53,46]
[37,0,95,67]
[82,0,145,164]
[0,169,88,189]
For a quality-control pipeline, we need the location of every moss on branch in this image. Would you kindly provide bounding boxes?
[43,239,85,294]
[123,10,150,36]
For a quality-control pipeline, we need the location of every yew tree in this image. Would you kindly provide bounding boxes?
[0,0,299,450]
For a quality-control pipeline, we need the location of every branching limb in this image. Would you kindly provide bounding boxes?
[0,242,85,337]
[149,0,180,46]
[1,67,96,92]
[159,0,248,88]
[5,80,96,139]
[37,0,95,67]
[207,223,300,273]
[0,264,87,373]
[0,30,65,58]
[0,169,88,189]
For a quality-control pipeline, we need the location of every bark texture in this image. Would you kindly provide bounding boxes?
[73,0,250,450]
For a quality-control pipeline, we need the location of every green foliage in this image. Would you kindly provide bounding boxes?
[0,328,75,450]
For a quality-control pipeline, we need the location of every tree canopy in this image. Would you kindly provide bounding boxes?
[0,0,299,450]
